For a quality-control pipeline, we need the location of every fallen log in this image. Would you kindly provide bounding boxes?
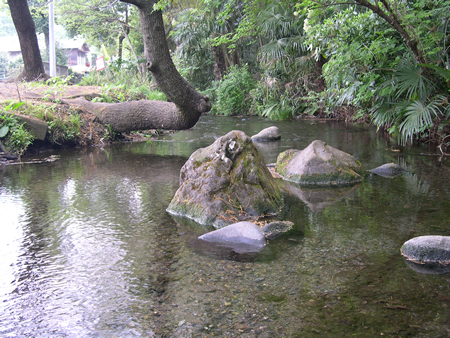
[63,97,205,132]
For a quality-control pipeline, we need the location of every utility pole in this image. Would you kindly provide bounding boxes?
[49,0,56,77]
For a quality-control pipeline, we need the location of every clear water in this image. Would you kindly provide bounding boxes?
[1,115,449,337]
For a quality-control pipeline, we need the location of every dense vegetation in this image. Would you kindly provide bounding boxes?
[1,0,450,151]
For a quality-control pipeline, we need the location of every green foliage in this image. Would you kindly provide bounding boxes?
[57,0,141,56]
[297,0,450,143]
[46,111,81,145]
[211,65,256,116]
[371,58,447,144]
[170,0,259,90]
[45,75,74,87]
[0,103,34,156]
[103,124,119,141]
[78,57,166,102]
[250,1,310,121]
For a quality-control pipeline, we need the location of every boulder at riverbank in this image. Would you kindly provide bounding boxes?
[275,140,362,186]
[166,130,283,228]
[401,236,450,274]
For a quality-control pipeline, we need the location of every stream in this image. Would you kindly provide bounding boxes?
[1,115,449,337]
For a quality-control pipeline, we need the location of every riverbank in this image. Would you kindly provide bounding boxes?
[1,81,447,164]
[0,81,164,162]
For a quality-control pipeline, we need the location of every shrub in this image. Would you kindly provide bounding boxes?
[0,105,34,157]
[211,65,256,116]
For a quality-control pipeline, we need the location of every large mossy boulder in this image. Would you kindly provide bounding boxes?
[401,236,450,274]
[166,130,283,228]
[275,140,362,186]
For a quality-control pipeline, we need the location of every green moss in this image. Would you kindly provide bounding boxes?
[289,170,362,186]
[276,149,298,176]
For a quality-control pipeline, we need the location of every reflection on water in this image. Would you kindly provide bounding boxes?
[1,115,449,337]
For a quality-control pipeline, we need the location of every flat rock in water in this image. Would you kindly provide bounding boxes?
[401,236,450,274]
[198,221,266,252]
[369,163,406,178]
[251,126,281,142]
[275,140,362,186]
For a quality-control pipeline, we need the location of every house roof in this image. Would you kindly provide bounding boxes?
[0,35,89,53]
[59,39,90,52]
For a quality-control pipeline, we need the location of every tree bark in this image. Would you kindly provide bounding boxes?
[212,45,226,80]
[7,0,47,81]
[312,54,326,93]
[120,0,211,124]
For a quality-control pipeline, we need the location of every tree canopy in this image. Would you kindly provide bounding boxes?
[2,0,449,147]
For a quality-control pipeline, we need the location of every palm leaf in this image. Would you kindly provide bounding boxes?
[259,39,288,62]
[399,100,440,144]
[371,100,408,128]
[419,63,450,82]
[394,59,431,101]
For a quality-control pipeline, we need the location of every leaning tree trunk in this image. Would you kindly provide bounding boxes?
[7,0,47,82]
[136,0,211,115]
[76,0,211,132]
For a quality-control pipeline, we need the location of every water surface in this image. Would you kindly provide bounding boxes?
[1,115,449,337]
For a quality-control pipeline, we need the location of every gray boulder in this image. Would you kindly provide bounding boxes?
[167,130,283,228]
[198,221,266,253]
[401,236,450,274]
[369,163,406,178]
[275,140,362,186]
[251,126,281,142]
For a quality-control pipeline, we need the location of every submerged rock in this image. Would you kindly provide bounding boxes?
[198,221,266,253]
[261,221,294,240]
[401,236,450,274]
[275,140,362,186]
[166,130,283,228]
[251,126,281,142]
[369,163,406,178]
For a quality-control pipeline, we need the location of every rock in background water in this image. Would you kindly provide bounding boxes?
[276,140,362,186]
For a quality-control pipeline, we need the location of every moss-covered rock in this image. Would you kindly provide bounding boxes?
[275,140,362,186]
[166,130,283,228]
